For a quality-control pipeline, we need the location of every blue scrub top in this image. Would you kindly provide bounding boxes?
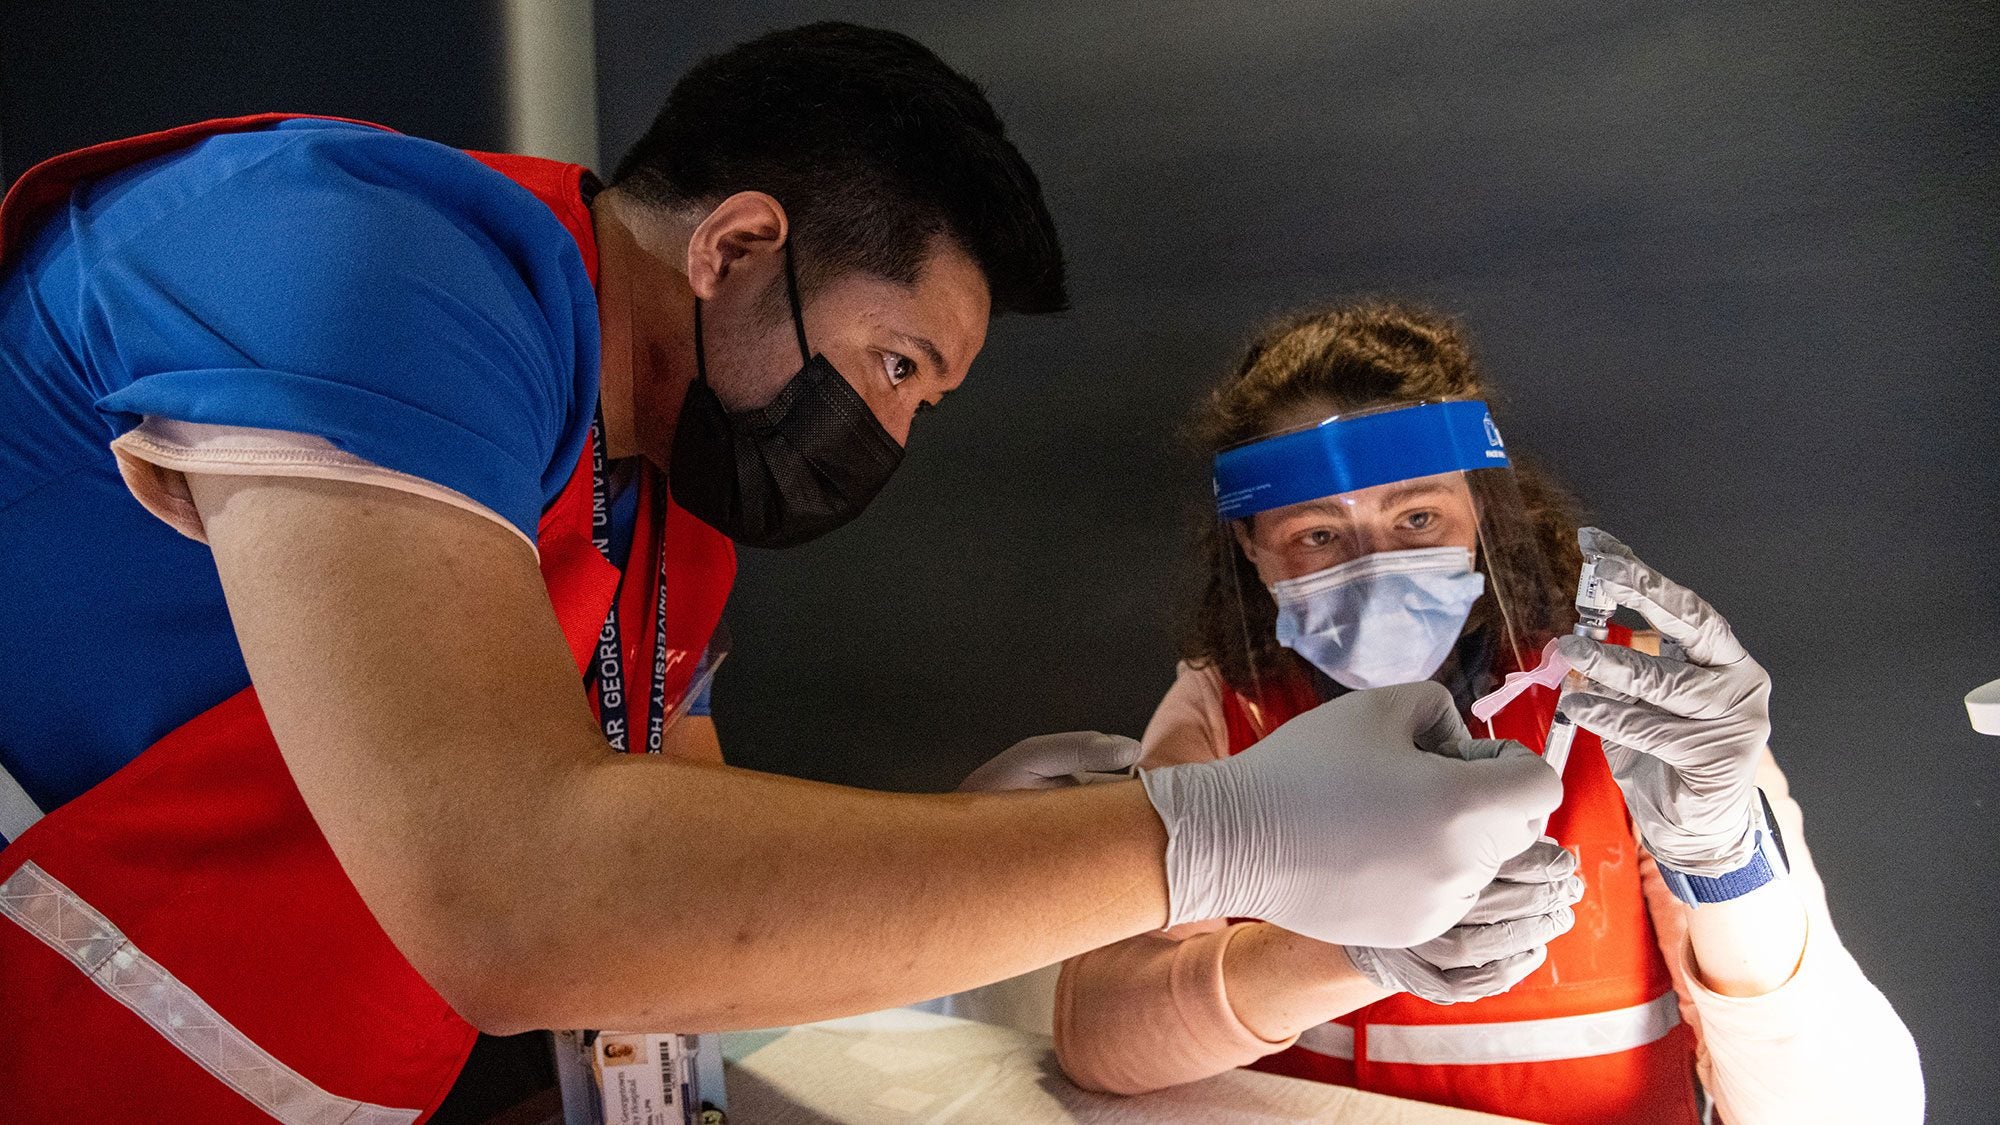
[0,119,605,812]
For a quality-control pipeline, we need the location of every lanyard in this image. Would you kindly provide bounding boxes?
[589,410,671,753]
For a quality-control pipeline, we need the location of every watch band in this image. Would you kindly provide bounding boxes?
[1657,789,1790,907]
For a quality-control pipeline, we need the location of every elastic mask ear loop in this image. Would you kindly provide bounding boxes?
[692,293,709,384]
[781,240,810,364]
[1481,540,1526,673]
[1470,520,1534,746]
[1468,479,1527,678]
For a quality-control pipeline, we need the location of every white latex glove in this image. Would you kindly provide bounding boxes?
[1346,839,1585,1004]
[1141,681,1561,949]
[1557,527,1769,876]
[957,732,1144,792]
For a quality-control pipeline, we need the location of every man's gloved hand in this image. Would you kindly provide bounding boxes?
[1557,527,1770,876]
[1141,680,1561,949]
[957,732,1144,792]
[1346,839,1585,1004]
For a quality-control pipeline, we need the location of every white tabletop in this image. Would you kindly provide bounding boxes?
[720,1009,1529,1124]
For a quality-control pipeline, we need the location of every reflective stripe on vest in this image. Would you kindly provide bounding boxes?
[1297,1022,1356,1060]
[1294,992,1681,1068]
[1,861,421,1125]
[0,757,42,845]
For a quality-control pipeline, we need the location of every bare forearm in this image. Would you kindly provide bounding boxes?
[1680,757,1810,996]
[1055,921,1386,1095]
[1681,877,1808,997]
[1222,923,1391,1040]
[489,763,1168,1032]
[187,474,1170,1033]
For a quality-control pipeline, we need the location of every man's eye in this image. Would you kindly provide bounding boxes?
[882,352,916,386]
[1299,529,1335,548]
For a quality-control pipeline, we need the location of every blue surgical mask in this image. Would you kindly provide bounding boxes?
[1269,546,1486,690]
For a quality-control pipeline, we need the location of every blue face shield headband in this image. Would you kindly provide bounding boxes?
[1213,399,1509,520]
[1215,401,1512,690]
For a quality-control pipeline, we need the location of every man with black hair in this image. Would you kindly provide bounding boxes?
[0,23,1558,1119]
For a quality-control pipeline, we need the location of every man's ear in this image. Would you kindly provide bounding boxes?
[685,191,789,301]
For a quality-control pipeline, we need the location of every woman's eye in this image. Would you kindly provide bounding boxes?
[882,352,916,386]
[1299,529,1336,548]
[1402,510,1438,531]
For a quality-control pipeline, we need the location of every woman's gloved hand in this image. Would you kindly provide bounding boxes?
[956,732,1145,791]
[1142,681,1561,949]
[1557,527,1770,876]
[1345,838,1585,1003]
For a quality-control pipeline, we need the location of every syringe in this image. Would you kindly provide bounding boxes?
[1541,553,1614,780]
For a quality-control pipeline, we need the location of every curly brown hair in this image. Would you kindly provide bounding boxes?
[1183,301,1586,697]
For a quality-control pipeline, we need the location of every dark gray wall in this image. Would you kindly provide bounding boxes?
[0,0,508,183]
[599,2,1998,1117]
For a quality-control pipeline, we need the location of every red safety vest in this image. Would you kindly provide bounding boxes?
[1226,627,1702,1125]
[0,115,736,1124]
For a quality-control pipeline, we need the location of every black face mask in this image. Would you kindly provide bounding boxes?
[669,244,906,548]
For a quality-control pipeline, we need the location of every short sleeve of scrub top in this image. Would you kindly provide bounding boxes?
[77,119,599,542]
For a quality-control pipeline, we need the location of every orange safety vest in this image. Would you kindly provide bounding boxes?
[1225,626,1701,1125]
[0,115,736,1123]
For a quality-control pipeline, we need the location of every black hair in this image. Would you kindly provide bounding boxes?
[612,22,1067,316]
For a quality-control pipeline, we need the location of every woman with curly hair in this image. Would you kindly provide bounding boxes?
[1049,302,1921,1123]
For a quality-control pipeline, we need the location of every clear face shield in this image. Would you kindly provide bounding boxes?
[1213,400,1553,721]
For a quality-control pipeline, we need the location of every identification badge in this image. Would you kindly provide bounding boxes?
[553,1030,725,1125]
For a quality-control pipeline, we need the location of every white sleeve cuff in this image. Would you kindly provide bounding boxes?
[110,417,533,554]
